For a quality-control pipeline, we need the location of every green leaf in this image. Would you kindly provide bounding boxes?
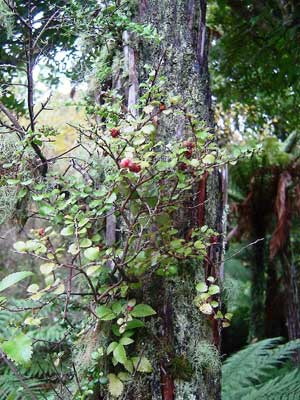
[106,193,117,204]
[32,194,44,201]
[141,124,156,135]
[124,359,134,373]
[199,292,210,301]
[113,344,127,365]
[68,243,79,255]
[21,179,33,186]
[225,313,233,321]
[40,263,55,275]
[0,271,33,292]
[27,284,39,293]
[96,305,116,321]
[17,187,28,199]
[125,319,145,330]
[202,154,215,164]
[112,301,123,315]
[194,240,206,250]
[111,324,121,337]
[120,337,134,346]
[78,218,90,228]
[169,95,182,105]
[84,247,100,261]
[6,178,20,185]
[196,282,208,293]
[39,204,55,216]
[13,241,27,252]
[208,285,220,295]
[107,341,118,355]
[190,159,200,167]
[132,356,153,373]
[86,264,101,276]
[214,310,223,319]
[108,373,124,397]
[61,226,74,236]
[80,238,92,248]
[131,304,156,318]
[117,372,130,382]
[1,333,32,365]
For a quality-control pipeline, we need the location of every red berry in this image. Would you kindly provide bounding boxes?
[38,228,45,237]
[185,149,193,159]
[159,103,166,111]
[127,305,134,312]
[110,128,120,138]
[178,162,187,171]
[129,163,141,173]
[183,140,195,149]
[119,158,132,168]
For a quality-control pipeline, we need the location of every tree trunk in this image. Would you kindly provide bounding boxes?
[72,2,223,399]
[249,231,265,341]
[122,1,223,399]
[280,243,300,341]
[264,260,286,338]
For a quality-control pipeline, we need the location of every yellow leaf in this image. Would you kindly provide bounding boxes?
[108,373,124,397]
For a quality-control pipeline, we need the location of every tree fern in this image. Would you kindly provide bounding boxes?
[243,369,300,400]
[222,338,300,400]
[0,304,71,399]
[0,369,49,400]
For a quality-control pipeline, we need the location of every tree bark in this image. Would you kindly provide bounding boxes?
[280,244,300,341]
[264,260,286,338]
[121,1,223,399]
[73,2,223,399]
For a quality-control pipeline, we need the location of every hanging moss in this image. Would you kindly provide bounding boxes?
[189,340,221,377]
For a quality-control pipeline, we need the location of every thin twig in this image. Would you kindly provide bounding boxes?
[224,238,265,262]
[32,10,60,49]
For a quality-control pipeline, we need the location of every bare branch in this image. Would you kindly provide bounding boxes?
[0,101,24,134]
[33,9,60,50]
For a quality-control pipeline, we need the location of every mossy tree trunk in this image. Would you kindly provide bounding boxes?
[121,1,223,399]
[74,1,223,399]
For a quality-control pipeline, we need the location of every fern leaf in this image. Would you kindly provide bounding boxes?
[222,338,300,400]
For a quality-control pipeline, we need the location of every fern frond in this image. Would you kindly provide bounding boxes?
[222,338,300,400]
[0,369,47,400]
[32,323,67,343]
[20,353,61,379]
[0,309,24,337]
[222,337,281,386]
[243,369,300,400]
